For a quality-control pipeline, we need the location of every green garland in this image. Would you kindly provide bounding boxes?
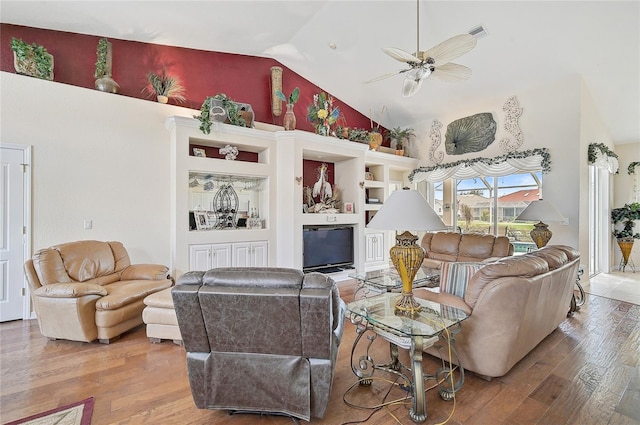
[587,142,618,164]
[408,148,551,182]
[628,161,639,175]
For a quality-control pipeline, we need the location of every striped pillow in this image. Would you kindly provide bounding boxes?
[439,262,484,298]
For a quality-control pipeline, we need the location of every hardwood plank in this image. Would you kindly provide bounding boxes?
[1,279,639,425]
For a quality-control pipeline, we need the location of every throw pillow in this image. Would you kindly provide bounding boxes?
[439,262,484,298]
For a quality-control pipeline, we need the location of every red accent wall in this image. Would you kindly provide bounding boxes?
[1,23,380,134]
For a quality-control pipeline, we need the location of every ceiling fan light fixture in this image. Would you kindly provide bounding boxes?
[402,76,423,97]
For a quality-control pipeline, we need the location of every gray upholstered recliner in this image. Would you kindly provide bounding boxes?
[172,267,346,422]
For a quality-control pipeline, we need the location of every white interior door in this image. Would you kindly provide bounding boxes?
[0,145,31,321]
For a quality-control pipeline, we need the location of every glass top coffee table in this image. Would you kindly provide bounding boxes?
[349,266,440,293]
[346,291,467,423]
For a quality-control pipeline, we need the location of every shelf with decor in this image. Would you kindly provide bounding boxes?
[275,130,368,272]
[167,116,278,278]
[362,151,419,270]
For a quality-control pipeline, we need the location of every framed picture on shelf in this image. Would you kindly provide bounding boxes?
[193,211,209,230]
[364,172,374,181]
[343,202,354,213]
[193,148,206,157]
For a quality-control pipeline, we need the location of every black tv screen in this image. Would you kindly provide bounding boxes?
[303,226,354,272]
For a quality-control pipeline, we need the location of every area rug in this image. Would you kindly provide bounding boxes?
[5,397,94,425]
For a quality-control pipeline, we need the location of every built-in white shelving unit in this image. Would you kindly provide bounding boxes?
[167,116,419,278]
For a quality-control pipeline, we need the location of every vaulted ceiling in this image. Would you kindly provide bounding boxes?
[2,1,638,144]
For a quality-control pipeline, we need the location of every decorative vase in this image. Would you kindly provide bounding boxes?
[157,95,169,104]
[368,131,382,151]
[395,149,404,156]
[283,103,296,131]
[95,76,120,94]
[617,239,634,271]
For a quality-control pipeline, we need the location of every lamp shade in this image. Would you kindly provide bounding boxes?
[367,189,446,231]
[515,199,566,222]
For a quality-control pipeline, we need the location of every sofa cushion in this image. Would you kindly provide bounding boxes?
[55,240,116,282]
[96,279,172,310]
[458,234,498,261]
[464,255,549,308]
[528,246,568,270]
[426,232,461,262]
[439,262,484,298]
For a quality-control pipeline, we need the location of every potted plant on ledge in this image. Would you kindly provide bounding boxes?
[10,37,54,80]
[612,202,640,272]
[142,66,186,104]
[275,87,300,130]
[386,126,415,156]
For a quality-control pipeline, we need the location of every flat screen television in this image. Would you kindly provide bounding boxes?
[303,226,354,273]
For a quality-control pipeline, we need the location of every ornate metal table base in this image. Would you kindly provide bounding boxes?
[349,315,465,423]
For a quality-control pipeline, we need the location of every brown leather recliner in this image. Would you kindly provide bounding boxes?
[172,267,346,422]
[24,240,172,343]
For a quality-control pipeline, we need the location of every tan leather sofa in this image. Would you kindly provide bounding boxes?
[417,245,580,379]
[24,240,172,343]
[421,231,514,268]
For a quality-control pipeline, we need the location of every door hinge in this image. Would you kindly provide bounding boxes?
[22,288,26,296]
[20,163,28,173]
[23,226,27,234]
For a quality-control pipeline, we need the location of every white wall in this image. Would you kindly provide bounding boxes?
[1,71,195,265]
[411,76,584,250]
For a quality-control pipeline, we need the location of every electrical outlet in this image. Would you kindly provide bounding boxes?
[84,219,92,230]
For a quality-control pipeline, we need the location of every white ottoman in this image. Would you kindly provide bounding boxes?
[142,287,182,345]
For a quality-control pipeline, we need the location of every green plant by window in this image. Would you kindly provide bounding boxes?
[611,202,640,240]
[628,161,639,175]
[10,38,53,80]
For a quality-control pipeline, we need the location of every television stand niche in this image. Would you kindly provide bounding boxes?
[303,225,354,274]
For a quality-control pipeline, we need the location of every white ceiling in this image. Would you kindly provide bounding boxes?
[2,0,639,145]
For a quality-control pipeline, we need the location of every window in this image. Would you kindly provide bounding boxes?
[432,171,542,250]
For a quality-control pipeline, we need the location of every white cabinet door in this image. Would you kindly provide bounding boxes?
[211,243,232,268]
[232,242,251,267]
[189,244,212,271]
[232,241,268,267]
[365,233,385,263]
[189,243,231,270]
[251,241,268,267]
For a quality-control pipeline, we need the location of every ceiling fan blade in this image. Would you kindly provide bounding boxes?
[363,69,407,84]
[431,63,472,82]
[402,76,423,97]
[418,34,477,65]
[383,47,421,63]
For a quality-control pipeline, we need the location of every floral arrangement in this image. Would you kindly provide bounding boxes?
[628,161,639,175]
[307,92,340,136]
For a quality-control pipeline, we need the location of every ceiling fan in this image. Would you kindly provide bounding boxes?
[366,0,478,97]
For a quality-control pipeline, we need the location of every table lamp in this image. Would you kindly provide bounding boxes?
[515,199,566,249]
[367,189,446,315]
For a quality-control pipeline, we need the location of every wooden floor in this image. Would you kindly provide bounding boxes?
[1,281,639,425]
